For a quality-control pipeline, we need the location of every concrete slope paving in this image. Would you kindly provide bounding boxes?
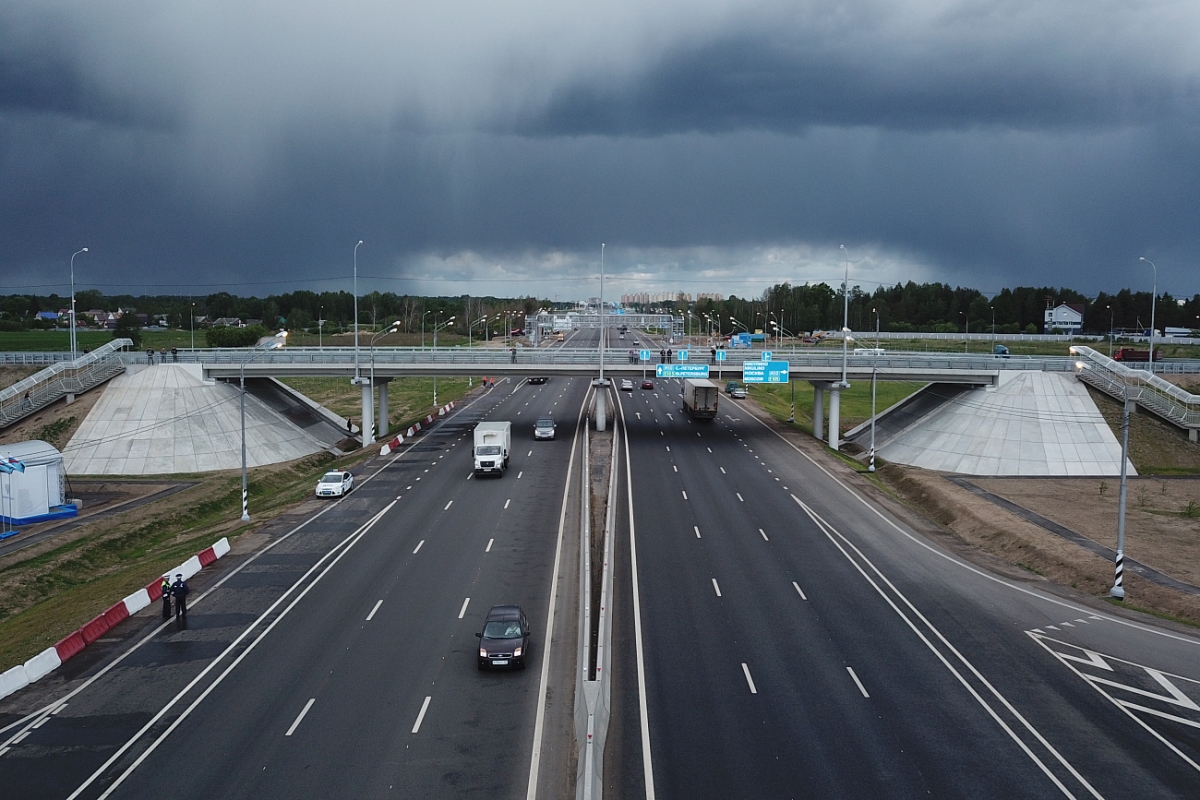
[64,364,326,475]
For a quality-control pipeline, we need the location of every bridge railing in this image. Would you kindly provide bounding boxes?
[0,339,133,428]
[1071,346,1200,429]
[126,345,1083,373]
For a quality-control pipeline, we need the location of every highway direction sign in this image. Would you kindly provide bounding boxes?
[656,364,711,379]
[742,360,790,383]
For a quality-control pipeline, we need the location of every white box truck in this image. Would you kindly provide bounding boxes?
[681,379,719,420]
[473,422,511,477]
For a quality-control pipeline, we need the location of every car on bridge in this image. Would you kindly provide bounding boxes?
[476,604,530,669]
[315,470,354,497]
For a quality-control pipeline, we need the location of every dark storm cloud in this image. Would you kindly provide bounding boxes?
[521,31,1199,137]
[0,1,1198,300]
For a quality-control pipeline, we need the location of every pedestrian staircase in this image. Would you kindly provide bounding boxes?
[0,339,133,428]
[1071,345,1200,440]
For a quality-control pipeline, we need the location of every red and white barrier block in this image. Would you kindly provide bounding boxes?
[0,537,232,701]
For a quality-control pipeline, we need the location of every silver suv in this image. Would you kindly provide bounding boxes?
[534,416,556,440]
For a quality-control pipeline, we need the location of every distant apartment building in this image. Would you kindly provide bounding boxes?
[1044,303,1084,334]
[620,291,723,305]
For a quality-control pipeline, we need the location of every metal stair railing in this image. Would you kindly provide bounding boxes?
[0,339,133,428]
[1071,345,1200,429]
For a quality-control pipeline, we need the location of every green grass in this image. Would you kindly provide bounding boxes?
[748,380,926,434]
[0,452,350,668]
[279,376,474,432]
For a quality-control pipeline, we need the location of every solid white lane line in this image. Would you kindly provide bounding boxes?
[413,540,424,554]
[444,500,453,510]
[791,496,1100,800]
[712,579,722,597]
[847,667,870,698]
[793,581,807,600]
[412,696,431,733]
[69,501,398,800]
[504,499,511,509]
[681,491,688,500]
[736,493,744,502]
[366,600,383,621]
[486,538,494,552]
[759,529,769,541]
[694,526,701,538]
[741,663,758,694]
[285,699,316,736]
[458,598,470,619]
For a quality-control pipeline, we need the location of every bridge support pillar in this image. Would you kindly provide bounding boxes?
[810,381,830,442]
[359,380,375,444]
[377,379,392,438]
[1191,429,1198,443]
[828,385,842,451]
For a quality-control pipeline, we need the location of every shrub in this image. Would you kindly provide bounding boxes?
[205,324,271,348]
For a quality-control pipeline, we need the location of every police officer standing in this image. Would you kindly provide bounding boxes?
[171,573,190,618]
[160,575,172,619]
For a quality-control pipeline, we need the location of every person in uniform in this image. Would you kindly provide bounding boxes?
[171,574,190,618]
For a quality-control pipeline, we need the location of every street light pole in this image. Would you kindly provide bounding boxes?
[190,301,195,351]
[870,307,880,472]
[69,247,88,360]
[319,305,324,350]
[241,331,288,521]
[599,243,606,383]
[432,315,455,407]
[1139,257,1157,372]
[353,240,363,381]
[1107,304,1113,358]
[1112,387,1132,599]
[839,244,850,388]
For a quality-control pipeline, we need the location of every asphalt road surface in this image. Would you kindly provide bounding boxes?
[0,375,588,800]
[606,377,1200,799]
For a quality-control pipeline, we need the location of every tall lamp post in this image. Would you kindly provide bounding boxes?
[319,305,324,350]
[353,240,363,382]
[1139,257,1157,372]
[241,331,288,521]
[432,315,455,407]
[839,244,850,389]
[190,301,196,351]
[599,243,606,383]
[69,247,88,360]
[1107,304,1113,358]
[869,307,880,472]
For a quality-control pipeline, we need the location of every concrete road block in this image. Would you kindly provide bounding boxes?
[213,537,231,558]
[123,588,151,615]
[24,648,61,682]
[0,664,29,700]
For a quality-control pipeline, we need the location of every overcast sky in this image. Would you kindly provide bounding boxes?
[2,1,1198,302]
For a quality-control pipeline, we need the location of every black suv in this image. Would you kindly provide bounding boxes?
[476,605,531,669]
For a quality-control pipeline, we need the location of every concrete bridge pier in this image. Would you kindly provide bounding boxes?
[828,383,844,450]
[356,378,375,444]
[810,381,830,442]
[377,378,392,438]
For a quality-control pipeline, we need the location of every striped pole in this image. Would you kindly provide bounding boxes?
[1110,394,1132,600]
[241,486,249,522]
[1112,549,1124,599]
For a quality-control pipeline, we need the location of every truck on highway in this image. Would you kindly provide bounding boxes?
[1112,348,1163,362]
[681,378,719,420]
[473,422,511,477]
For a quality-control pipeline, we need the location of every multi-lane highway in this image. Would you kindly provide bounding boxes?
[606,371,1200,798]
[0,373,590,799]
[3,322,1199,799]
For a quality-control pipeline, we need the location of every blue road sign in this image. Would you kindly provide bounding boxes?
[656,364,711,379]
[742,360,790,384]
[714,349,727,361]
[761,351,772,361]
[678,350,689,361]
[640,349,651,361]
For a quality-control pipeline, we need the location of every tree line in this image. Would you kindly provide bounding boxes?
[1,282,1197,339]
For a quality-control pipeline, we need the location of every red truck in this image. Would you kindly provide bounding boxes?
[1112,348,1163,362]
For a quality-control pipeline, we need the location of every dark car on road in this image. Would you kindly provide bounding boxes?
[641,380,654,390]
[528,376,548,384]
[477,605,531,669]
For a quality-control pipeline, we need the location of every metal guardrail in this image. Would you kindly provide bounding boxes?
[0,339,133,428]
[1072,346,1200,430]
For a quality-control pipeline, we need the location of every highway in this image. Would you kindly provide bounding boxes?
[3,321,1199,798]
[0,373,590,799]
[606,373,1200,798]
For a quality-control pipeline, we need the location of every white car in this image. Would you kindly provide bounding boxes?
[316,470,354,497]
[620,379,634,391]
